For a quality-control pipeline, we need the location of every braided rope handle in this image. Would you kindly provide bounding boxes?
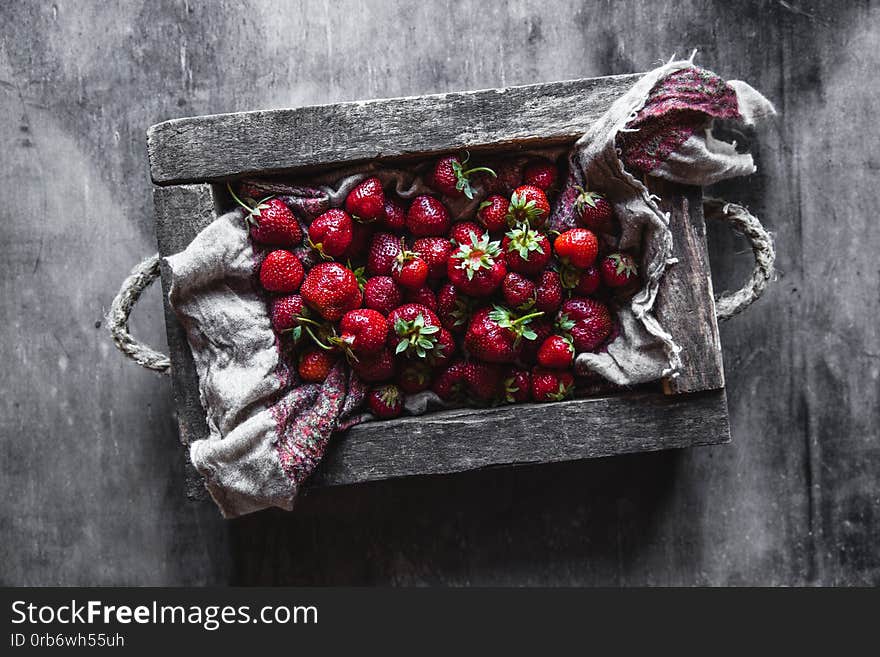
[703,198,776,321]
[108,200,774,371]
[107,253,171,374]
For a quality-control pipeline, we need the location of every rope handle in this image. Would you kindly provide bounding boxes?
[108,199,775,372]
[107,254,171,374]
[703,198,776,321]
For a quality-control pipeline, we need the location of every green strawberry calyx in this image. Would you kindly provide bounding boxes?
[377,384,401,408]
[609,253,638,279]
[394,313,440,359]
[545,378,574,402]
[452,153,496,200]
[488,305,544,346]
[573,185,605,213]
[504,224,546,261]
[227,182,274,226]
[555,313,576,334]
[451,233,502,281]
[506,189,546,227]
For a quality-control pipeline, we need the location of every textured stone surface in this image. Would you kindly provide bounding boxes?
[1,0,878,585]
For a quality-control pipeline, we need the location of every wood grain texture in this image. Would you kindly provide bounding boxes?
[147,74,639,185]
[312,391,729,487]
[652,181,725,394]
[2,0,878,586]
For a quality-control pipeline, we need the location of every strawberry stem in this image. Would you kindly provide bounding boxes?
[303,325,334,351]
[462,166,496,178]
[226,182,253,211]
[511,311,544,326]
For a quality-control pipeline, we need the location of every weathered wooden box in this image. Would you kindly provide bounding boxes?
[147,74,729,498]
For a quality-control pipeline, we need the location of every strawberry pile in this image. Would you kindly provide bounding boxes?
[231,153,640,420]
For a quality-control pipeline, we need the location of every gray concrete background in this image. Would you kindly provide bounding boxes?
[1,0,878,585]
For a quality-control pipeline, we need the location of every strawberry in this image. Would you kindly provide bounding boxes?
[259,250,304,293]
[387,303,443,359]
[574,186,615,233]
[269,294,307,340]
[554,228,598,269]
[413,237,453,279]
[404,285,438,312]
[363,276,402,316]
[447,232,507,297]
[502,366,531,403]
[308,208,353,258]
[570,265,600,296]
[502,224,551,276]
[501,272,536,310]
[345,176,385,222]
[298,348,337,383]
[463,360,503,401]
[335,308,389,355]
[433,327,456,364]
[341,220,374,260]
[228,184,302,247]
[406,195,451,237]
[520,318,553,365]
[351,347,397,383]
[535,270,563,313]
[392,248,429,290]
[600,253,639,288]
[367,384,404,419]
[537,334,574,369]
[477,195,510,233]
[464,306,543,364]
[300,262,362,321]
[381,197,407,232]
[398,361,434,394]
[429,154,495,199]
[558,297,613,352]
[506,185,551,229]
[523,159,558,191]
[449,221,486,246]
[530,367,574,402]
[366,231,403,277]
[432,359,469,401]
[476,161,523,196]
[437,283,474,333]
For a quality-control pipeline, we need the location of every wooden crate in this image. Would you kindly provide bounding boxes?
[148,74,729,498]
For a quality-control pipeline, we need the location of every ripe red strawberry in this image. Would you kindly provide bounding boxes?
[341,219,374,260]
[336,308,389,355]
[477,194,510,233]
[502,224,551,276]
[437,283,474,333]
[387,303,443,359]
[269,294,307,339]
[537,334,574,369]
[600,253,639,288]
[464,306,543,364]
[520,318,553,365]
[554,228,598,268]
[447,232,507,297]
[502,366,531,403]
[429,154,495,199]
[506,185,551,229]
[449,221,486,246]
[432,359,469,401]
[229,185,303,247]
[404,285,437,312]
[367,384,404,419]
[363,276,402,316]
[531,367,574,402]
[308,208,353,258]
[413,237,453,279]
[574,186,615,233]
[300,262,362,321]
[351,347,397,382]
[558,297,613,352]
[366,231,403,277]
[398,361,433,394]
[535,270,563,313]
[406,195,451,237]
[381,197,406,232]
[392,249,429,290]
[433,327,456,364]
[259,250,304,293]
[345,176,385,222]
[463,360,502,401]
[476,161,523,195]
[501,272,536,310]
[571,265,601,296]
[523,159,558,191]
[298,348,337,383]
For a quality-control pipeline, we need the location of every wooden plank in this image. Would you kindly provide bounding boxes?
[652,180,725,394]
[147,74,639,185]
[311,390,730,487]
[153,183,217,500]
